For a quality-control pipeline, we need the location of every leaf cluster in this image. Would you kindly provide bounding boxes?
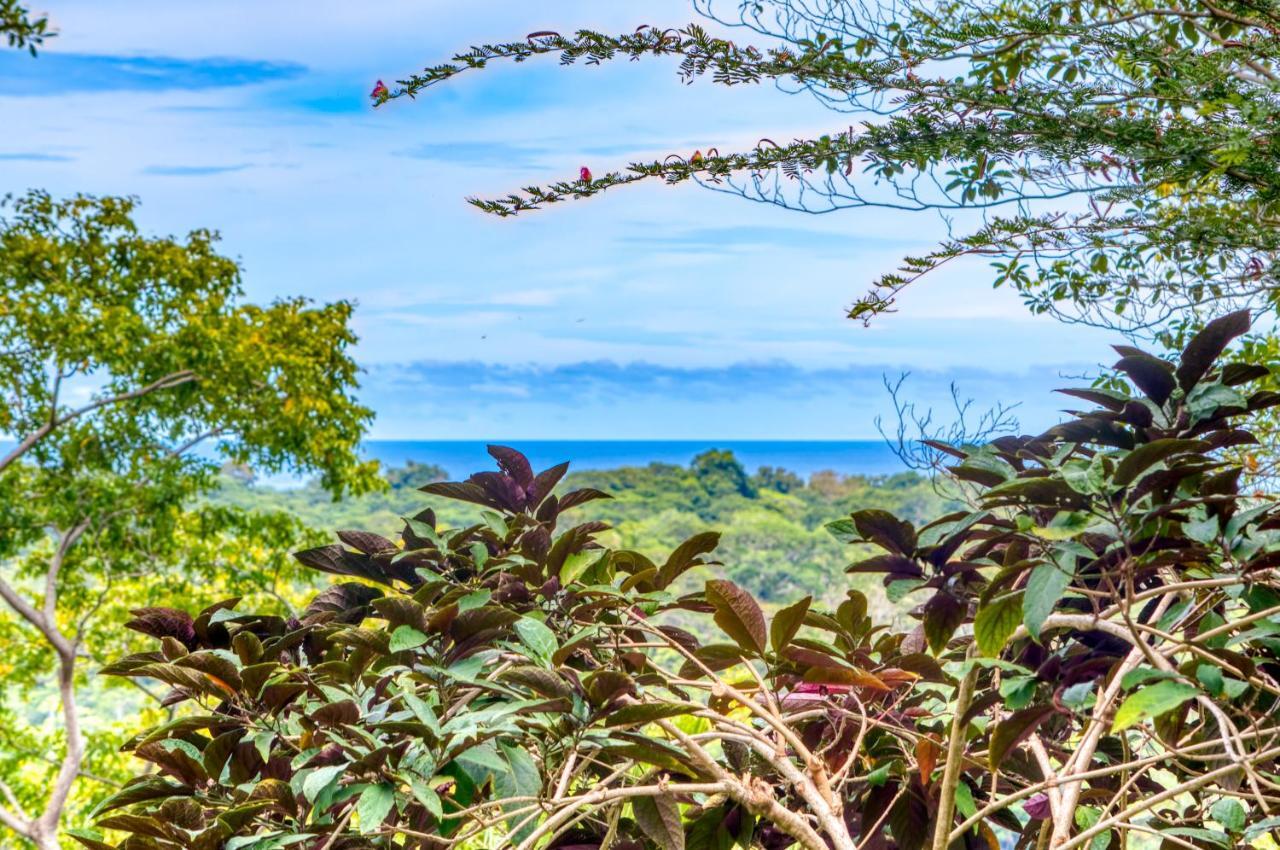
[93,318,1280,850]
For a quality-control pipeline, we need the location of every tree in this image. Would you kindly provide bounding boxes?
[692,449,756,500]
[376,0,1280,475]
[377,0,1279,340]
[93,316,1280,850]
[0,191,377,849]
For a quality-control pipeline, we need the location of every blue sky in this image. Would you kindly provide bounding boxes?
[0,1,1122,440]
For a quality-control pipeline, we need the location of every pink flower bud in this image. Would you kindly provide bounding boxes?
[370,80,390,100]
[579,167,592,183]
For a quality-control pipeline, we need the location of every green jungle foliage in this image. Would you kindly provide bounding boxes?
[211,453,953,615]
[0,190,375,850]
[90,314,1280,850]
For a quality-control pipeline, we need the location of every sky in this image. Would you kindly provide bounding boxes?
[0,1,1124,440]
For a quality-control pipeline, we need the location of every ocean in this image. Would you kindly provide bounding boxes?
[361,440,908,479]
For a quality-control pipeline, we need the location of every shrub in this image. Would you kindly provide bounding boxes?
[86,313,1280,850]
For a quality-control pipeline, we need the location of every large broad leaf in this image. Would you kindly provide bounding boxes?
[1055,387,1132,412]
[303,764,348,803]
[851,510,917,555]
[604,703,693,728]
[1114,439,1205,486]
[1176,309,1251,392]
[975,591,1024,657]
[336,530,397,555]
[357,783,396,834]
[91,777,191,816]
[419,480,496,508]
[304,583,383,623]
[487,444,535,487]
[494,743,542,843]
[499,666,573,699]
[658,532,721,589]
[1113,353,1176,404]
[1023,561,1072,642]
[770,596,811,653]
[514,617,558,665]
[922,592,965,656]
[530,461,570,503]
[989,704,1056,769]
[1111,680,1199,732]
[557,487,613,512]
[886,781,930,850]
[1211,798,1247,833]
[1187,382,1247,426]
[705,579,767,655]
[634,792,685,850]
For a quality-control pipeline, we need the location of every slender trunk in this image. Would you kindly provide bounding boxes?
[931,649,978,850]
[0,528,89,850]
[28,644,82,850]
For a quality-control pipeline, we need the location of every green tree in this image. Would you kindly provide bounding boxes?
[691,449,756,500]
[0,191,376,849]
[381,0,1279,336]
[376,0,1280,473]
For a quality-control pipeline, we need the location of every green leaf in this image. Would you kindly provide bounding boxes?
[389,625,429,653]
[634,792,685,850]
[604,703,692,727]
[357,783,396,833]
[514,617,558,664]
[1061,454,1106,495]
[409,777,443,820]
[1196,663,1225,697]
[560,549,601,585]
[975,591,1024,656]
[457,590,491,612]
[1060,682,1095,711]
[705,579,767,655]
[1244,816,1280,841]
[886,578,925,603]
[401,689,442,736]
[1111,680,1199,732]
[1030,511,1090,540]
[1159,828,1229,848]
[1023,561,1072,641]
[250,730,274,763]
[1187,383,1245,426]
[954,780,977,821]
[303,764,347,802]
[998,675,1037,711]
[1184,515,1220,544]
[1074,807,1111,850]
[1120,666,1177,690]
[824,518,859,543]
[770,596,811,653]
[866,761,893,787]
[1211,798,1246,833]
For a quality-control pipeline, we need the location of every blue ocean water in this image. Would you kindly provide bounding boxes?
[361,441,907,479]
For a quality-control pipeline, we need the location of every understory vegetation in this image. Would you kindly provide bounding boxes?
[89,314,1280,850]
